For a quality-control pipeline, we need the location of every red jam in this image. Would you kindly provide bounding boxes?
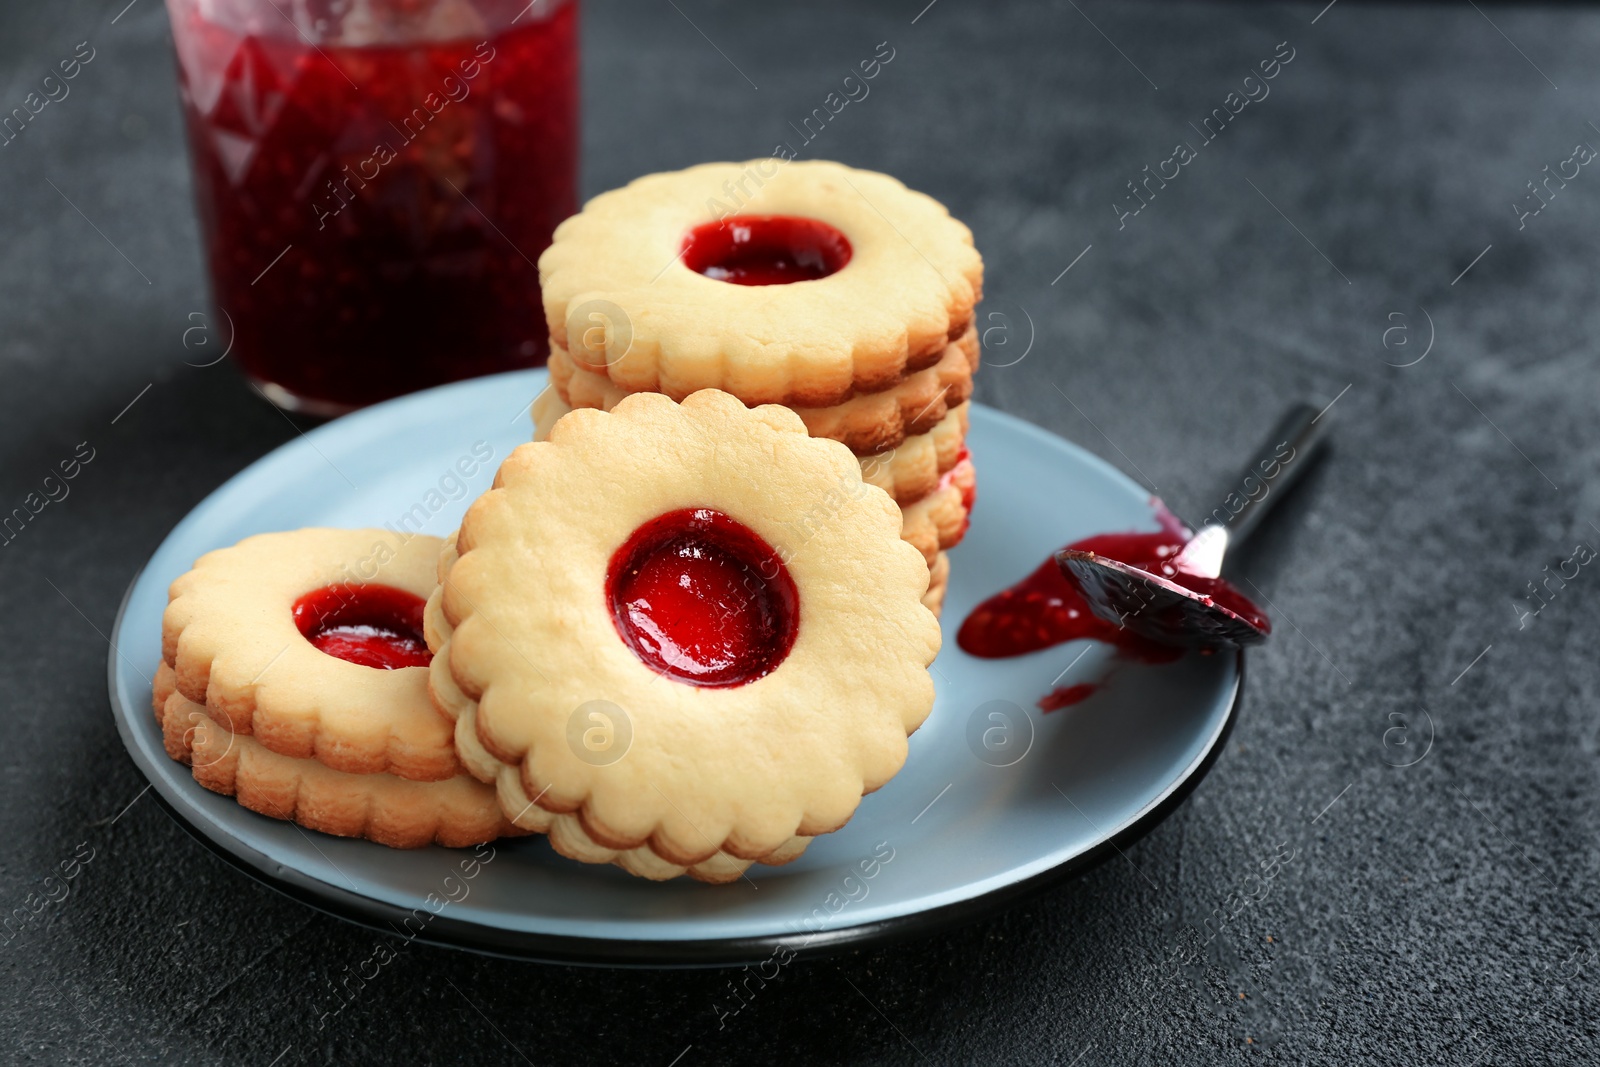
[681,215,852,285]
[1038,683,1098,712]
[606,508,799,687]
[959,503,1266,662]
[944,449,976,510]
[293,584,432,670]
[940,450,977,538]
[957,532,1186,663]
[1142,567,1273,634]
[168,1,578,412]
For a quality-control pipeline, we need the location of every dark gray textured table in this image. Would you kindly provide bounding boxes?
[2,1,1597,1063]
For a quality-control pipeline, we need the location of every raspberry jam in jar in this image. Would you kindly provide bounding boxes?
[166,0,578,414]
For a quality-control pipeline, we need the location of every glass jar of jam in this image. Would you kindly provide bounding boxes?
[165,0,578,415]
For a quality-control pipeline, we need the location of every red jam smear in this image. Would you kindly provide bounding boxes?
[1038,683,1098,712]
[293,584,432,670]
[168,1,578,410]
[957,532,1185,664]
[606,508,799,688]
[958,502,1266,662]
[681,215,852,285]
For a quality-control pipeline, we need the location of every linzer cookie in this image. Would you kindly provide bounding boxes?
[536,388,971,508]
[431,390,940,882]
[788,326,975,453]
[152,664,515,849]
[856,403,969,505]
[426,555,811,882]
[538,160,983,407]
[156,529,520,847]
[547,325,979,454]
[162,529,459,780]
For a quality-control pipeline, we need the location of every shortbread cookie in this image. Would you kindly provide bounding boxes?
[426,535,822,880]
[152,661,204,765]
[858,404,969,505]
[537,384,970,507]
[922,552,951,619]
[539,160,983,407]
[900,455,976,566]
[791,328,976,453]
[153,664,515,849]
[549,327,977,455]
[425,573,812,882]
[163,529,458,780]
[435,390,940,881]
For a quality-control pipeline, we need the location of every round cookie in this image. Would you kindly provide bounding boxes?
[790,327,975,453]
[425,555,813,883]
[548,326,978,455]
[162,529,458,780]
[539,160,983,407]
[434,390,941,882]
[857,403,969,505]
[536,386,970,509]
[153,664,515,849]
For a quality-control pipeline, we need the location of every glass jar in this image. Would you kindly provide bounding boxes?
[165,0,578,414]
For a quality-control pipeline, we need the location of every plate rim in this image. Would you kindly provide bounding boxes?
[107,373,1245,968]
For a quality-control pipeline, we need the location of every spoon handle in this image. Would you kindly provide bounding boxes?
[1216,402,1329,545]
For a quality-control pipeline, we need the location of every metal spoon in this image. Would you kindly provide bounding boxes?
[1056,402,1329,650]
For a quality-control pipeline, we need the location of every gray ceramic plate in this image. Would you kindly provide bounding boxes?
[108,369,1241,967]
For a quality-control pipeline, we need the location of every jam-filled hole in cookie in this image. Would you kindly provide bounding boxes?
[292,584,433,670]
[681,215,852,286]
[607,508,800,687]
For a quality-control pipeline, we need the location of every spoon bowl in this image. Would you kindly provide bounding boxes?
[1053,402,1328,652]
[1056,549,1269,649]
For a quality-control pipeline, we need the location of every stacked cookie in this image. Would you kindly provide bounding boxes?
[157,529,519,848]
[531,160,982,615]
[429,392,940,882]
